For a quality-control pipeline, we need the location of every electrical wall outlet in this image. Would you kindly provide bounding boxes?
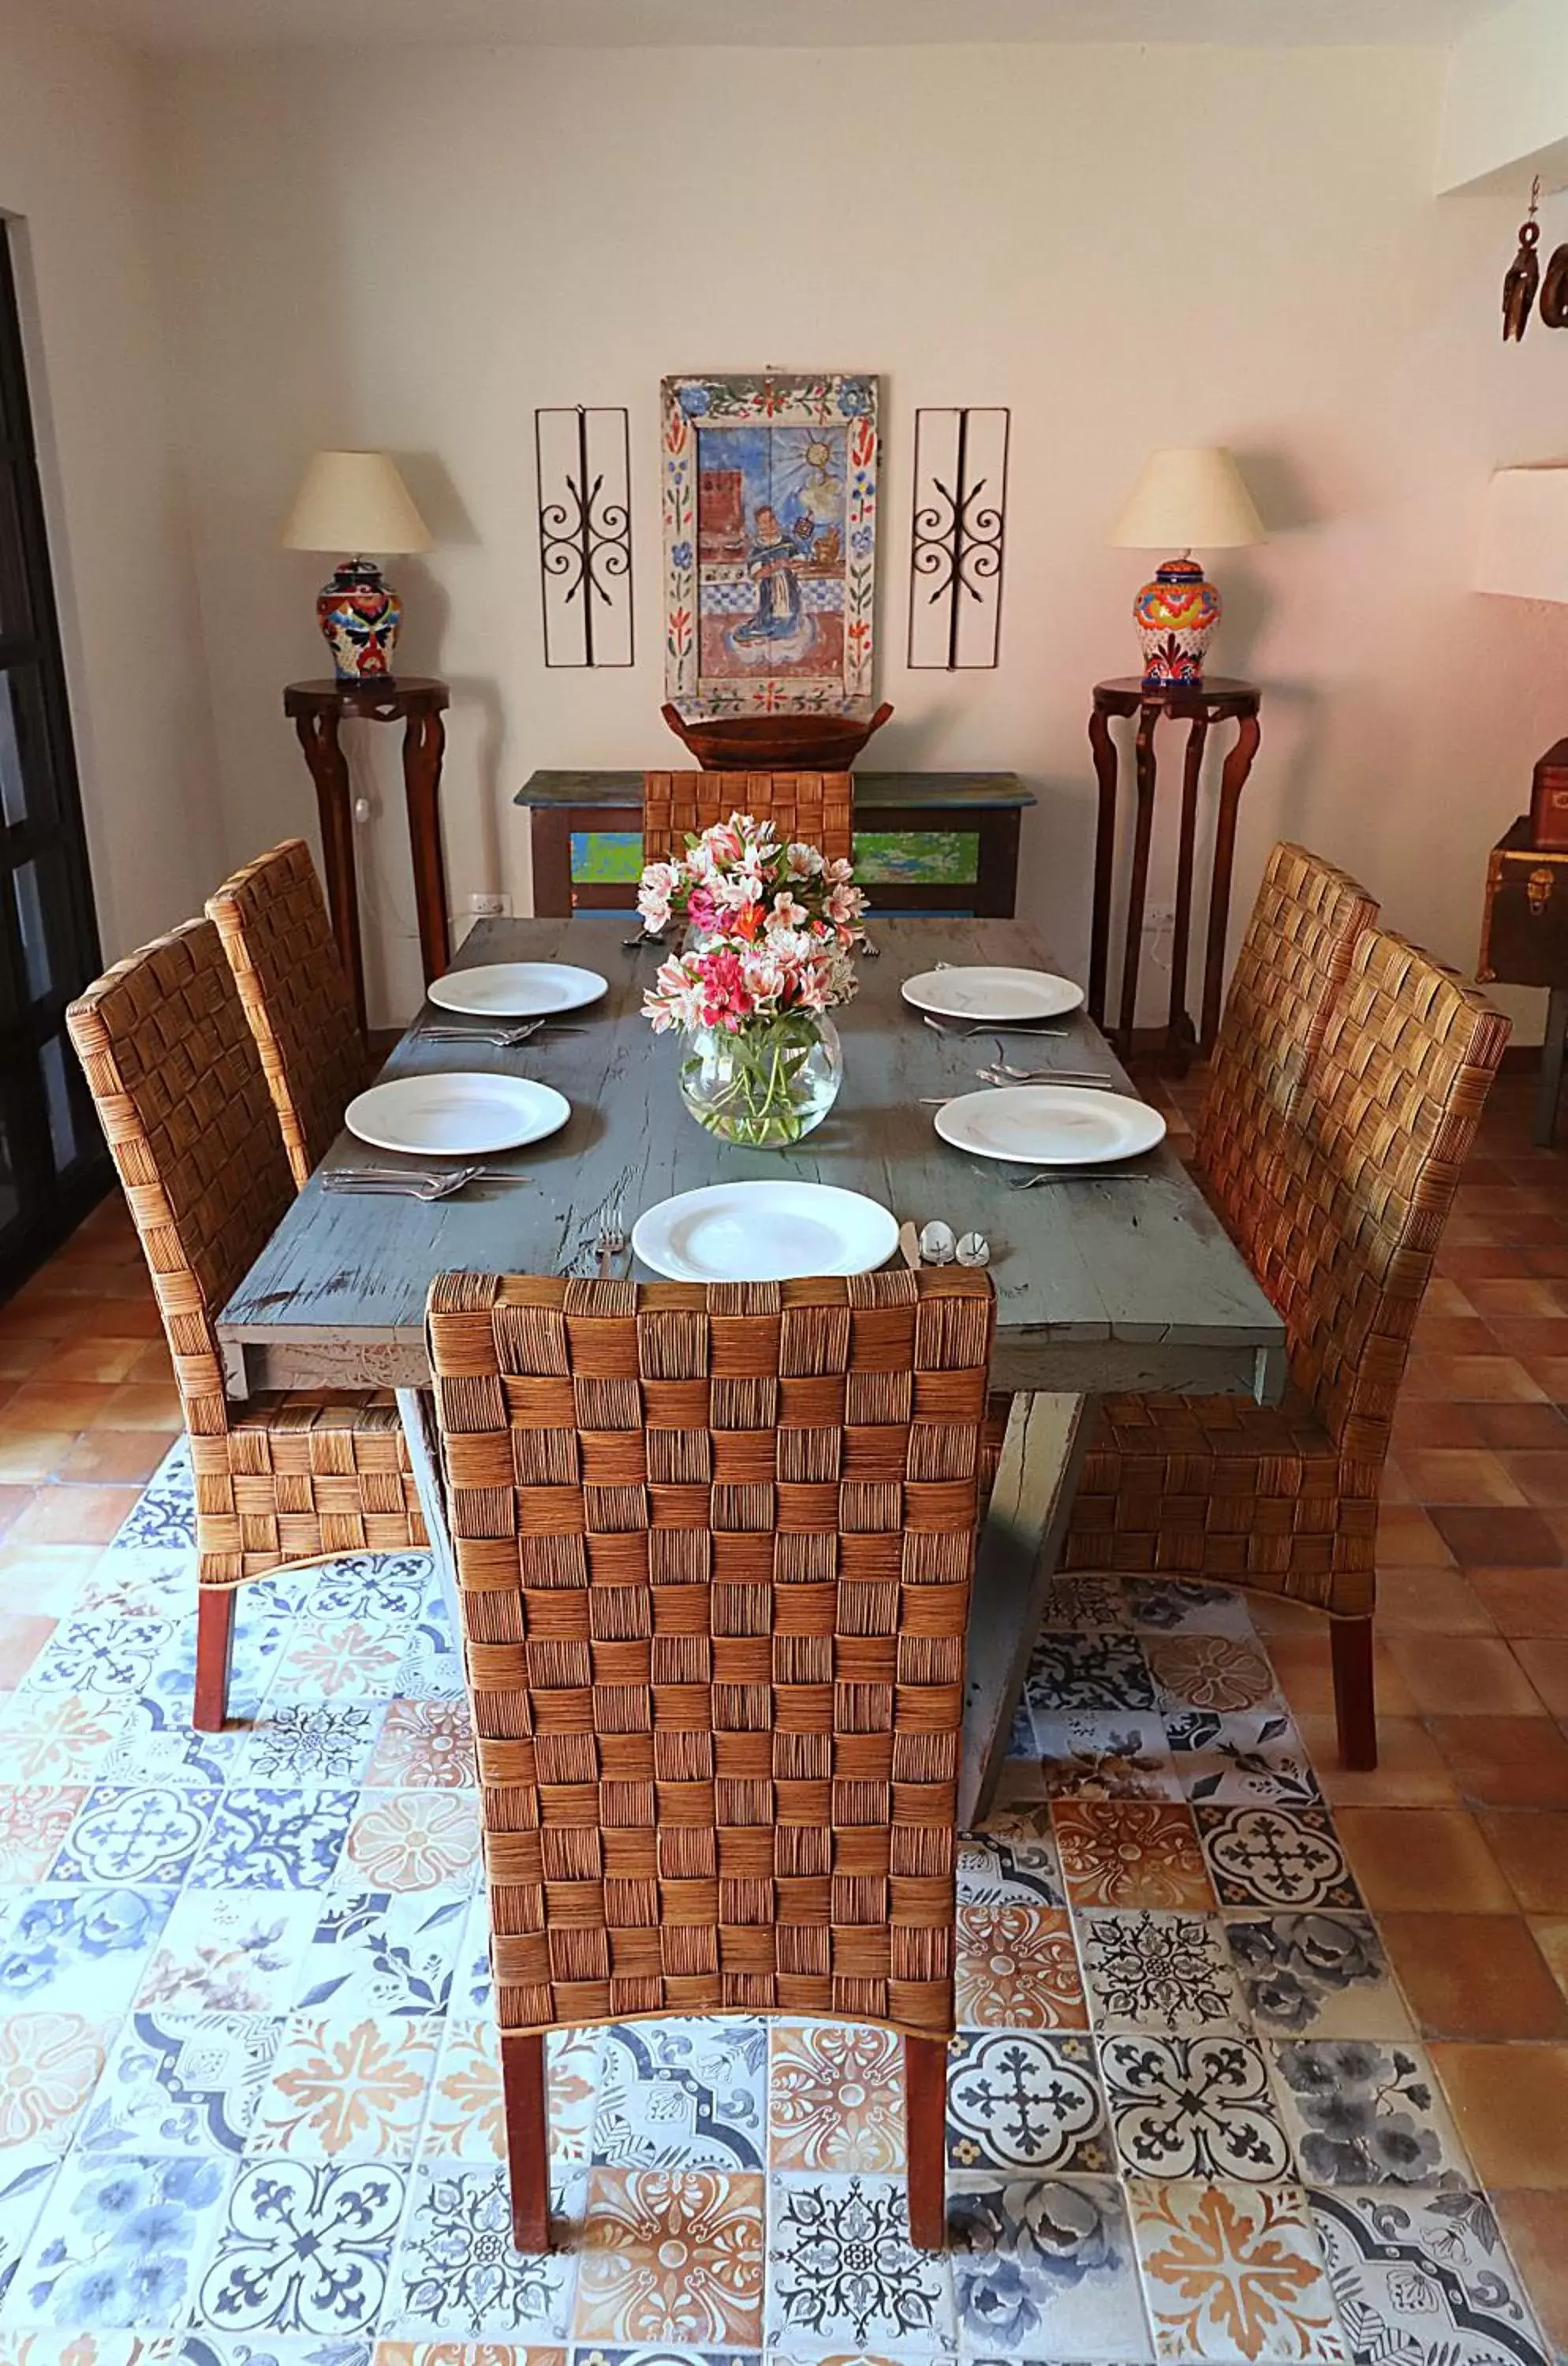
[468,891,513,920]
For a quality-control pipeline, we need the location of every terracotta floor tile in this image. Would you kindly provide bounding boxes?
[1395,1450,1528,1508]
[125,1342,173,1383]
[0,1609,56,1689]
[1514,1640,1568,1715]
[1421,1278,1480,1318]
[0,1431,76,1484]
[2,1379,124,1433]
[39,1338,152,1385]
[1428,1506,1564,1568]
[1400,1354,1547,1403]
[1524,1356,1568,1403]
[1375,1566,1495,1633]
[1297,1713,1461,1805]
[1498,1452,1568,1509]
[1530,1916,1568,2002]
[1477,1572,1568,1636]
[78,1297,164,1340]
[1466,1277,1568,1318]
[1490,2192,1568,2357]
[0,1485,33,1538]
[1428,1715,1568,1807]
[1383,1633,1549,1716]
[0,1338,53,1382]
[1478,1808,1568,1910]
[8,1483,143,1546]
[1525,1244,1568,1278]
[1379,1911,1568,2038]
[1438,1245,1539,1282]
[0,1544,103,1615]
[1258,1632,1416,1720]
[1428,2043,1568,2185]
[1379,1459,1415,1505]
[102,1381,183,1428]
[1409,1316,1501,1356]
[1335,1805,1515,1911]
[1376,1505,1457,1566]
[58,1427,178,1484]
[1486,1317,1568,1364]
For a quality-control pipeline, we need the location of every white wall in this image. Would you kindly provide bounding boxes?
[154,39,1568,1034]
[0,0,222,960]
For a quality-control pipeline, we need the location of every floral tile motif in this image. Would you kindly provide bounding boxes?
[1195,1808,1361,1913]
[308,1558,432,1628]
[1165,1715,1322,1812]
[17,2151,230,2328]
[573,2168,764,2348]
[1309,2185,1550,2366]
[950,2174,1152,2360]
[958,1815,1065,1911]
[1146,1638,1279,1716]
[947,2031,1112,2176]
[0,1696,125,1786]
[593,2022,764,2175]
[77,2013,282,2155]
[375,2346,562,2366]
[75,1547,189,1615]
[767,2021,902,2173]
[1052,1803,1215,1913]
[955,1904,1087,2032]
[111,1442,195,1551]
[200,2159,406,2334]
[293,1891,467,2021]
[1225,1916,1413,2042]
[21,1616,175,1703]
[364,1702,474,1791]
[0,2151,62,2309]
[453,1895,495,2015]
[393,1610,464,1707]
[267,1618,409,1706]
[1128,2180,1346,2361]
[1038,1576,1131,1632]
[420,2014,506,2163]
[51,1786,217,1887]
[1126,1580,1257,1639]
[0,1789,88,1883]
[0,1885,175,2013]
[98,1699,238,1790]
[338,1794,480,1894]
[1270,2042,1471,2189]
[766,2173,951,2356]
[1078,1911,1248,2038]
[1025,1636,1156,1715]
[390,2163,577,2338]
[248,2017,439,2159]
[1031,1716,1182,1803]
[1101,2036,1294,2183]
[137,1892,319,2016]
[238,1707,386,1788]
[0,2013,107,2151]
[189,1789,357,1893]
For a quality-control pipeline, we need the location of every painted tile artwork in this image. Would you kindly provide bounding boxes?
[662,371,877,717]
[0,1439,1555,2366]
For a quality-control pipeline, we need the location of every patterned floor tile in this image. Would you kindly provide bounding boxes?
[187,1789,356,1893]
[1038,1575,1132,1631]
[958,1814,1064,1910]
[376,2347,562,2366]
[1052,1802,1215,1912]
[766,2172,950,2356]
[50,1786,216,1888]
[337,1793,481,1894]
[1147,1638,1281,1717]
[1025,1636,1157,1715]
[199,2158,406,2335]
[1078,1910,1249,2037]
[0,1789,88,1883]
[955,1903,1088,2031]
[1224,1915,1413,2041]
[0,1697,125,1786]
[14,2151,231,2329]
[363,1700,473,1789]
[1269,2040,1473,2189]
[237,1704,387,1786]
[573,2167,763,2348]
[95,1700,238,1790]
[76,2012,280,2155]
[946,2030,1112,2175]
[1196,1808,1361,1913]
[1128,2180,1345,2361]
[1166,1714,1323,1812]
[1126,1580,1258,1640]
[389,2162,578,2338]
[1101,2035,1294,2183]
[1031,1715,1182,1802]
[767,2020,904,2172]
[136,1890,319,2017]
[0,2013,108,2152]
[593,2021,765,2174]
[247,2015,439,2159]
[0,2151,62,2312]
[949,2173,1152,2360]
[265,1618,409,1706]
[1310,2185,1550,2366]
[20,1617,175,1704]
[306,1558,433,1629]
[0,1885,175,2013]
[293,1889,467,2021]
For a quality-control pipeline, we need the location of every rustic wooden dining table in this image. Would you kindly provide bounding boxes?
[218,913,1285,1821]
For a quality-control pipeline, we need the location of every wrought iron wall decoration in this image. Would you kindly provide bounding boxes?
[907,406,1010,670]
[534,406,633,667]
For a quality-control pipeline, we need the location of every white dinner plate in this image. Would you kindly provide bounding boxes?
[934,1084,1167,1167]
[427,962,607,1018]
[345,1073,570,1156]
[901,965,1085,1024]
[632,1180,898,1282]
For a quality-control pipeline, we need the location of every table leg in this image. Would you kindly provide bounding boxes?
[294,708,366,1036]
[1168,716,1209,1058]
[528,808,575,918]
[1088,707,1119,1027]
[1536,984,1568,1148]
[961,1390,1093,1830]
[1115,708,1159,1054]
[1201,710,1261,1053]
[401,709,451,984]
[395,1386,463,1659]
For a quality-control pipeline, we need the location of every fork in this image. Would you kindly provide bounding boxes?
[595,1202,627,1278]
[413,1021,574,1048]
[921,1014,1068,1041]
[322,1171,487,1204]
[1009,1164,1151,1189]
[976,1062,1118,1088]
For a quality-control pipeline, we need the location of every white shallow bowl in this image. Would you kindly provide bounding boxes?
[427,962,607,1018]
[901,965,1085,1024]
[345,1073,570,1157]
[934,1084,1167,1167]
[632,1180,898,1282]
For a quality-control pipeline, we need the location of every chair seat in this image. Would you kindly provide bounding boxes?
[192,1390,426,1576]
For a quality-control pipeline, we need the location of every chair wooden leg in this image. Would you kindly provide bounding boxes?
[1331,1614,1377,1771]
[905,2035,947,2251]
[194,1588,235,1731]
[501,2030,551,2253]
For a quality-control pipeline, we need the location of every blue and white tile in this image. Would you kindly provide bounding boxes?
[1100,2034,1294,2183]
[13,2151,230,2330]
[144,1626,286,1730]
[946,2032,1112,2176]
[19,1618,177,1704]
[187,1789,355,1893]
[75,2012,283,2157]
[1031,1715,1182,1803]
[950,2174,1152,2361]
[50,1787,218,1888]
[453,1893,495,2014]
[1025,1636,1156,1717]
[74,1551,191,1618]
[307,1558,433,1629]
[0,2151,62,2312]
[168,2338,374,2366]
[959,1813,1064,1911]
[1037,1577,1131,1633]
[1077,1910,1249,2039]
[291,1890,467,2021]
[0,1886,176,2013]
[97,1699,241,1790]
[1270,2041,1473,2189]
[109,1442,195,1552]
[237,1707,386,1789]
[1310,2185,1551,2366]
[1125,1580,1257,1639]
[387,2163,577,2338]
[199,2159,406,2336]
[1165,1712,1323,1812]
[136,1890,321,2017]
[1225,1914,1413,2042]
[1195,1808,1361,1913]
[391,1607,463,1707]
[766,2173,954,2357]
[592,2019,765,2172]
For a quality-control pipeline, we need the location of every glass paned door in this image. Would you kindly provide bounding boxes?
[0,222,108,1293]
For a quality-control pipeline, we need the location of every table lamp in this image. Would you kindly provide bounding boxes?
[282,450,433,683]
[1476,464,1568,847]
[1110,446,1266,690]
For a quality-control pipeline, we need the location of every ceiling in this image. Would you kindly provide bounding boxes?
[60,0,1512,51]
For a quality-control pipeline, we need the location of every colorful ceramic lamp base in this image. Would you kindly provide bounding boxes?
[316,556,402,681]
[1133,554,1220,689]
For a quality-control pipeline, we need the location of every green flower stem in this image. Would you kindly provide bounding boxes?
[681,1014,824,1147]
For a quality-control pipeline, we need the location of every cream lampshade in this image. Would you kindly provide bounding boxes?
[1110,446,1266,690]
[1476,464,1568,849]
[282,450,433,684]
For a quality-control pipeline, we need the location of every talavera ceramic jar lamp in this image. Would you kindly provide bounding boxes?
[1110,446,1265,690]
[282,450,434,683]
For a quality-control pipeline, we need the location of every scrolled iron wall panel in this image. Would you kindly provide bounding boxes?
[535,406,633,668]
[907,406,1010,671]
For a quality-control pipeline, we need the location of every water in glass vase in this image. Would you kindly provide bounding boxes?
[679,1013,842,1147]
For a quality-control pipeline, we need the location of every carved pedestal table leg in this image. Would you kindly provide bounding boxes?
[1115,710,1161,1056]
[293,708,367,1035]
[1088,706,1119,1028]
[1201,710,1262,1053]
[401,707,451,985]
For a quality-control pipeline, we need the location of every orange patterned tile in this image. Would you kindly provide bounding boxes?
[955,1902,1088,2029]
[1051,1800,1215,1910]
[768,2020,905,2170]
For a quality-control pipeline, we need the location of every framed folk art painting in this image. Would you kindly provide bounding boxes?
[662,371,879,718]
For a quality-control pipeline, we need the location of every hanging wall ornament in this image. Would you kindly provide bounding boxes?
[1541,237,1568,328]
[1503,178,1542,341]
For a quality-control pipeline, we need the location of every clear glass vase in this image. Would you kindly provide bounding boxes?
[678,1013,842,1148]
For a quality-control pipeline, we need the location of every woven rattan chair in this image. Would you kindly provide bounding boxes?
[426,1263,997,2253]
[641,770,853,866]
[1064,927,1509,1767]
[207,838,371,1192]
[67,919,425,1729]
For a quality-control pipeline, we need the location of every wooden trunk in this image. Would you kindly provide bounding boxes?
[1478,816,1568,989]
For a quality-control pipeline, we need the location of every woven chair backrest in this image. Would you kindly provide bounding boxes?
[208,838,364,1191]
[1260,926,1509,1463]
[641,771,853,866]
[66,917,293,1421]
[1196,842,1378,1265]
[426,1264,996,2039]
